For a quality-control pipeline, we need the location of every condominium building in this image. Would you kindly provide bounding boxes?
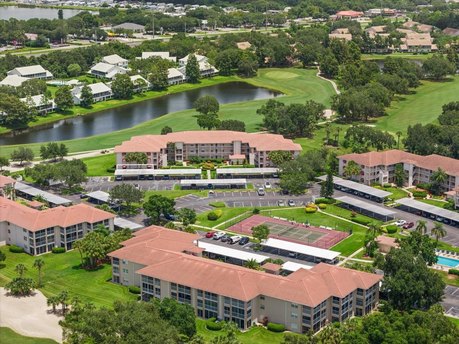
[114,131,302,168]
[20,94,56,114]
[338,150,459,191]
[139,51,177,62]
[109,226,382,334]
[89,62,128,80]
[0,197,115,255]
[7,65,53,80]
[72,82,113,105]
[101,54,129,68]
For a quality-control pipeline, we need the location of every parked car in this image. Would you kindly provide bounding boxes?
[239,237,250,245]
[206,231,216,238]
[288,200,296,207]
[402,222,414,229]
[278,200,285,207]
[134,183,140,190]
[265,181,272,189]
[213,231,226,240]
[147,175,154,180]
[257,188,265,196]
[115,175,123,181]
[221,234,231,242]
[229,235,241,244]
[395,220,406,227]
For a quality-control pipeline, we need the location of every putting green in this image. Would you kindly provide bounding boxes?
[264,71,299,80]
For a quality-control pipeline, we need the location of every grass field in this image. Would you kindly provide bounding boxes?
[81,153,115,176]
[362,53,433,61]
[0,328,57,344]
[419,198,453,209]
[447,316,459,328]
[144,189,209,200]
[0,248,136,308]
[0,68,336,157]
[196,207,252,228]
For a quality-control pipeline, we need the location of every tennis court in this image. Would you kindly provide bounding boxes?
[227,215,348,249]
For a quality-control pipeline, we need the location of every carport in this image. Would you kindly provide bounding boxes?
[180,179,247,190]
[114,217,144,231]
[260,238,340,264]
[14,182,72,207]
[281,261,314,272]
[335,196,396,221]
[216,168,278,179]
[86,190,110,204]
[317,175,391,202]
[198,241,269,266]
[114,168,201,180]
[396,198,459,227]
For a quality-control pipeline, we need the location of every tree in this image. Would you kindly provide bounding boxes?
[218,120,245,132]
[40,142,68,161]
[430,168,448,195]
[57,160,87,189]
[396,131,403,149]
[10,147,34,166]
[394,163,405,188]
[186,54,201,83]
[74,231,108,268]
[5,277,35,296]
[15,263,27,278]
[279,152,324,195]
[54,86,74,111]
[319,52,339,78]
[149,63,169,90]
[124,152,148,164]
[251,224,269,243]
[161,126,173,135]
[320,169,334,198]
[194,95,219,116]
[47,296,60,314]
[112,74,133,99]
[0,94,36,129]
[237,54,258,77]
[422,55,455,80]
[58,290,69,315]
[343,160,360,181]
[67,63,82,77]
[58,9,63,20]
[431,222,447,243]
[215,49,240,76]
[267,151,292,167]
[109,183,144,210]
[178,208,197,226]
[33,258,45,287]
[415,220,428,236]
[143,194,176,224]
[79,85,94,108]
[244,259,261,270]
[154,298,197,338]
[196,113,220,130]
[0,156,9,170]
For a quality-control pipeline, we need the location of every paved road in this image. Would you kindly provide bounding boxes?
[442,285,459,317]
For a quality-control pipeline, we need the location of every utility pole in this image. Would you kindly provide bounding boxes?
[184,21,187,36]
[265,4,268,31]
[152,12,155,39]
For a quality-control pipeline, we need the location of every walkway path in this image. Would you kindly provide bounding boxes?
[316,67,340,95]
[0,287,62,343]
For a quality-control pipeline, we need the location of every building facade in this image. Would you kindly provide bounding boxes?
[109,227,382,334]
[338,150,459,191]
[114,131,302,169]
[0,197,115,255]
[7,65,53,79]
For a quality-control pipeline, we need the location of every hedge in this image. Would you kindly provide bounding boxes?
[383,183,392,188]
[318,203,327,209]
[412,190,427,198]
[314,198,335,204]
[207,209,223,221]
[9,245,24,253]
[206,318,223,331]
[449,269,459,276]
[209,201,226,208]
[52,247,66,254]
[128,286,141,294]
[305,207,317,213]
[267,322,286,332]
[386,225,398,234]
[351,217,372,225]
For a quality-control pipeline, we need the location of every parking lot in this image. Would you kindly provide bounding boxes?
[175,194,213,213]
[84,177,177,192]
[442,285,459,317]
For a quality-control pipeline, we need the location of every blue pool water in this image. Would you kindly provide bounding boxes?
[437,256,459,268]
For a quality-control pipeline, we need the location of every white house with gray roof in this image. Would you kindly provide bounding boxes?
[20,94,56,114]
[139,51,177,62]
[0,75,30,88]
[101,54,129,68]
[167,68,185,85]
[7,65,53,80]
[89,62,128,80]
[72,82,112,105]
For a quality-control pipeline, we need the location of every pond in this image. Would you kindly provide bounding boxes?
[0,82,280,145]
[0,6,89,20]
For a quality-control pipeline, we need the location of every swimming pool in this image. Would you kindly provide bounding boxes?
[437,256,459,268]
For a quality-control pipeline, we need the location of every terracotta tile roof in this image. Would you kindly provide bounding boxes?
[114,131,302,153]
[336,10,363,17]
[236,41,252,50]
[0,197,115,232]
[261,262,282,271]
[376,235,398,247]
[115,227,382,306]
[338,150,459,176]
[0,175,16,188]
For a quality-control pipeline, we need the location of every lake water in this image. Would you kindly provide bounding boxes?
[0,6,88,20]
[0,82,280,145]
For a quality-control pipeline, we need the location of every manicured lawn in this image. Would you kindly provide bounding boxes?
[374,76,459,135]
[144,189,209,200]
[0,248,136,308]
[81,153,115,176]
[362,53,433,61]
[196,207,252,228]
[294,122,351,153]
[0,327,57,344]
[196,319,284,344]
[419,198,453,209]
[372,186,409,200]
[436,270,459,288]
[0,68,336,157]
[447,316,459,328]
[436,241,459,254]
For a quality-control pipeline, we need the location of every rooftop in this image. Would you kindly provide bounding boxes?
[15,182,72,206]
[335,196,396,217]
[317,175,391,198]
[262,238,340,260]
[102,54,128,65]
[396,198,459,222]
[8,64,49,76]
[0,175,16,188]
[0,75,30,87]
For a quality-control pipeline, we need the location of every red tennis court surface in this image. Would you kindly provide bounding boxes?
[227,215,348,249]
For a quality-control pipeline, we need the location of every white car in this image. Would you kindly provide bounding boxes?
[213,231,226,240]
[264,181,272,189]
[229,235,241,244]
[394,220,406,227]
[257,188,265,196]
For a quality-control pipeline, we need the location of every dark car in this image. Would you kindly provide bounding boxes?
[239,237,250,245]
[221,234,231,242]
[402,222,415,229]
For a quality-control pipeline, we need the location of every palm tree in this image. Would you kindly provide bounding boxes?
[33,259,45,287]
[73,240,84,266]
[396,131,402,149]
[336,127,342,145]
[343,160,361,181]
[368,223,382,237]
[15,263,27,278]
[244,259,261,270]
[430,168,448,195]
[415,220,428,235]
[324,122,331,145]
[47,296,60,314]
[58,290,69,315]
[431,222,447,243]
[2,184,15,200]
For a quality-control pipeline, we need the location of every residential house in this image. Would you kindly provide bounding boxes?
[0,197,115,255]
[130,75,151,92]
[109,226,382,334]
[399,31,437,53]
[7,65,53,80]
[114,130,302,168]
[101,54,129,68]
[236,41,252,50]
[402,20,434,33]
[89,62,128,79]
[138,51,177,62]
[338,150,459,191]
[72,82,113,105]
[329,28,353,41]
[167,68,186,85]
[178,54,208,67]
[443,28,459,36]
[335,10,364,20]
[20,94,56,114]
[0,75,30,88]
[178,56,219,78]
[365,26,388,39]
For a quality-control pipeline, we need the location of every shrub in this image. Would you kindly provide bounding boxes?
[383,183,392,188]
[207,212,218,221]
[128,286,141,294]
[206,318,223,331]
[209,201,226,208]
[412,190,427,198]
[314,198,335,204]
[106,165,115,173]
[201,162,215,170]
[416,183,430,190]
[267,323,286,332]
[305,207,317,213]
[350,211,357,218]
[9,245,24,253]
[253,208,260,214]
[448,269,459,276]
[351,217,371,225]
[318,203,327,209]
[386,225,398,234]
[52,247,66,254]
